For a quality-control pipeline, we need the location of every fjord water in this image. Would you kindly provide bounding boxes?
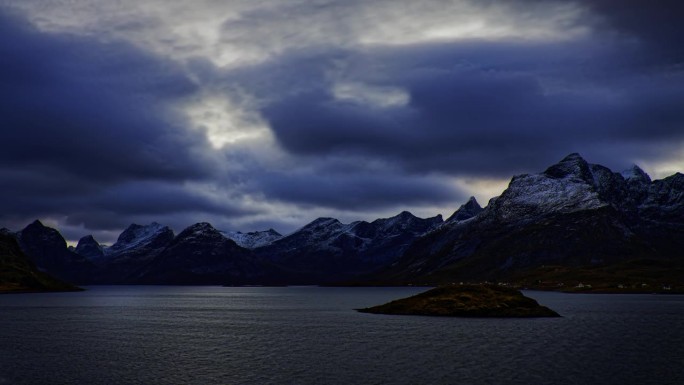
[0,287,682,385]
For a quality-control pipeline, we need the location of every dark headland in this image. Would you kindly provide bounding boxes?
[358,285,560,318]
[0,233,82,294]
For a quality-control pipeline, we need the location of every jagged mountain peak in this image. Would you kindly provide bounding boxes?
[26,219,46,229]
[621,164,651,183]
[76,235,100,248]
[490,155,608,221]
[15,220,92,283]
[172,222,228,245]
[543,153,592,182]
[561,152,585,162]
[20,220,64,242]
[184,222,218,233]
[395,210,417,219]
[107,222,174,257]
[75,235,104,260]
[371,211,418,228]
[463,196,481,210]
[300,217,342,232]
[383,154,684,284]
[373,211,423,229]
[78,234,97,243]
[117,222,166,243]
[447,196,484,222]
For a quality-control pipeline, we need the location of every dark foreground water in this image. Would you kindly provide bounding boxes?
[0,286,682,385]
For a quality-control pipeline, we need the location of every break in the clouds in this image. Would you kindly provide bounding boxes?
[0,0,682,243]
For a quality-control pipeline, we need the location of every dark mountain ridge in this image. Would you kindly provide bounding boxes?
[14,220,94,284]
[94,222,175,283]
[6,153,684,287]
[377,153,684,284]
[254,211,443,283]
[129,222,270,285]
[0,232,81,293]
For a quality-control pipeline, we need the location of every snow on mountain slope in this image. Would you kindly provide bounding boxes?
[383,153,684,283]
[487,153,608,222]
[104,222,172,256]
[221,229,282,249]
[257,211,444,273]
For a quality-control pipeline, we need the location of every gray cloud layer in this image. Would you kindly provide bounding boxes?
[1,1,682,242]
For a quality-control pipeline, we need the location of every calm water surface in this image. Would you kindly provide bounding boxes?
[0,286,682,385]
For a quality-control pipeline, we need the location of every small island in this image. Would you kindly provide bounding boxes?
[358,284,560,318]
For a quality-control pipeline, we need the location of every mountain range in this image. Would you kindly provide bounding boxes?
[379,153,684,285]
[2,153,682,289]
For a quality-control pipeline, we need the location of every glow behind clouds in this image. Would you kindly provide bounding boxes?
[0,0,682,243]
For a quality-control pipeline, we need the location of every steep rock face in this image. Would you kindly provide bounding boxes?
[16,220,93,284]
[0,233,80,293]
[446,197,483,222]
[88,223,175,283]
[255,218,359,282]
[381,153,684,283]
[635,172,684,257]
[105,222,174,259]
[133,223,265,285]
[642,173,684,221]
[74,235,104,260]
[485,154,607,223]
[256,212,443,282]
[351,212,443,265]
[221,229,282,249]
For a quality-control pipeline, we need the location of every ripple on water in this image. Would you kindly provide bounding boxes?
[0,287,682,385]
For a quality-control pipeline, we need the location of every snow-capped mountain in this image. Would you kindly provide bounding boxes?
[132,222,267,285]
[485,153,608,222]
[11,153,684,286]
[255,211,443,283]
[380,153,684,283]
[104,222,174,257]
[71,222,175,283]
[221,229,282,249]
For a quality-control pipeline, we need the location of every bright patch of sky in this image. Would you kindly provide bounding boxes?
[2,0,681,242]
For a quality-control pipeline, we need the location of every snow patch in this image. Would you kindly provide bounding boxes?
[221,229,282,249]
[104,222,168,256]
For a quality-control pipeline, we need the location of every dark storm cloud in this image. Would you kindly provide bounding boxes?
[255,169,464,210]
[2,0,683,241]
[91,183,250,216]
[0,9,207,183]
[57,182,257,229]
[0,8,230,237]
[574,0,684,63]
[247,35,684,177]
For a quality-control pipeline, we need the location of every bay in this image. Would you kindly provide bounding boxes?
[0,286,682,384]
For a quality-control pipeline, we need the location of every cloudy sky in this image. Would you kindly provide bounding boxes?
[1,0,682,244]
